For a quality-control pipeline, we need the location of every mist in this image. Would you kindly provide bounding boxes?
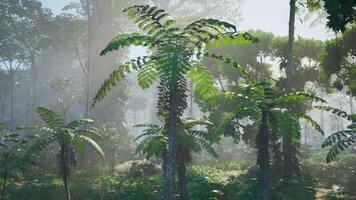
[0,0,355,200]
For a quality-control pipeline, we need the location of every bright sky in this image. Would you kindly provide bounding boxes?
[41,0,332,40]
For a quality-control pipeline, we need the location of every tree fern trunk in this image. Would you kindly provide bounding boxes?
[60,146,71,200]
[177,155,187,200]
[257,110,270,200]
[165,103,177,200]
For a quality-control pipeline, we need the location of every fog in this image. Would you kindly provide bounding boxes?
[0,0,355,199]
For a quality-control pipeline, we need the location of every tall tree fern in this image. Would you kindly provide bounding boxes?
[19,107,104,200]
[216,80,326,200]
[93,5,255,199]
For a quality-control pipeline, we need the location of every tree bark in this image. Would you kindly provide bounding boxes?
[9,71,14,129]
[177,157,187,200]
[60,146,71,200]
[259,110,270,200]
[30,53,37,110]
[165,87,178,200]
[283,0,296,191]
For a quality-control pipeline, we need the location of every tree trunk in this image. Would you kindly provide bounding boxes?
[177,157,187,200]
[349,94,355,114]
[60,146,71,200]
[0,159,8,200]
[283,0,296,191]
[83,0,92,119]
[258,110,270,200]
[162,147,168,177]
[9,71,14,129]
[165,87,178,200]
[30,53,37,110]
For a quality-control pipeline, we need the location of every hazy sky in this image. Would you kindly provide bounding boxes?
[41,0,332,40]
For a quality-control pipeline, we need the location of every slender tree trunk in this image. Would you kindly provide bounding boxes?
[177,157,187,200]
[349,94,355,114]
[9,71,14,129]
[162,147,168,177]
[60,146,71,200]
[165,87,178,200]
[259,110,270,200]
[0,159,8,200]
[83,0,92,119]
[30,53,37,110]
[283,0,296,191]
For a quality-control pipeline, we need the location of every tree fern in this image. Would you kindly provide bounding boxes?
[22,107,105,200]
[94,5,255,199]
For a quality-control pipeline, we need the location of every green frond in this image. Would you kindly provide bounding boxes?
[315,106,352,120]
[66,119,94,129]
[36,107,64,130]
[25,136,55,161]
[77,129,103,141]
[297,113,324,135]
[100,33,154,56]
[196,137,218,158]
[184,18,236,33]
[92,56,149,106]
[136,135,166,159]
[75,135,105,159]
[216,101,257,136]
[278,92,326,104]
[202,53,252,81]
[188,64,219,102]
[137,61,159,89]
[270,110,301,143]
[322,129,355,162]
[123,5,173,36]
[208,32,258,48]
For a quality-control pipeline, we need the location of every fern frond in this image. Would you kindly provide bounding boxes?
[188,64,219,102]
[101,33,154,56]
[196,137,218,158]
[297,113,324,135]
[137,61,159,89]
[202,53,251,81]
[25,136,55,161]
[36,107,64,129]
[322,129,355,162]
[75,135,105,158]
[278,92,326,104]
[77,129,103,141]
[66,119,94,129]
[92,56,149,106]
[123,5,173,37]
[315,106,352,121]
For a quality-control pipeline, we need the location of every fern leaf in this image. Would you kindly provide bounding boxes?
[66,119,94,129]
[278,92,326,104]
[100,33,154,55]
[75,135,105,159]
[188,64,219,102]
[297,113,324,135]
[36,107,64,130]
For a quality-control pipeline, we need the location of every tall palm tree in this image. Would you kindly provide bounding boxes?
[135,118,217,200]
[92,5,255,199]
[20,107,104,200]
[217,80,326,200]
